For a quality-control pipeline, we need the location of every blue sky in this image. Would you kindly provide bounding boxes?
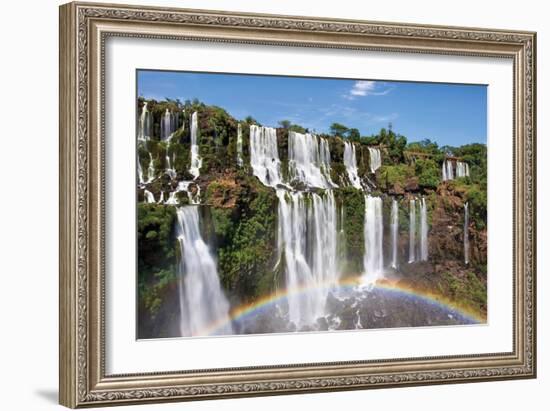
[138,70,487,146]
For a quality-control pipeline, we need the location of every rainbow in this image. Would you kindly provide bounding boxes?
[190,276,486,337]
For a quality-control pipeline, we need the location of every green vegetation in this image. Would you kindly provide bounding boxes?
[137,204,177,318]
[377,164,413,191]
[415,158,440,189]
[206,182,279,302]
[338,188,365,275]
[137,97,488,327]
[439,270,487,316]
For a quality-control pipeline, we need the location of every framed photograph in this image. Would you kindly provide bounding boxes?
[59,2,537,408]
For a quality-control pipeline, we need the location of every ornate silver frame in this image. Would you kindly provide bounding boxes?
[59,1,536,408]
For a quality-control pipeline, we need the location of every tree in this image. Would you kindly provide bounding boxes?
[244,115,258,125]
[278,120,291,129]
[348,128,361,142]
[330,122,349,137]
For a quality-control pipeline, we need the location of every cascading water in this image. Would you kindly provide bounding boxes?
[362,196,384,285]
[442,159,454,181]
[249,125,283,187]
[464,202,470,265]
[368,147,382,173]
[248,124,341,327]
[160,109,176,141]
[236,123,243,167]
[442,159,469,181]
[165,152,176,180]
[147,153,155,183]
[166,181,201,205]
[144,189,155,204]
[446,160,454,180]
[287,131,335,188]
[343,141,362,189]
[176,207,233,337]
[189,112,202,179]
[138,102,152,141]
[137,155,144,185]
[408,199,416,263]
[456,161,470,178]
[276,190,339,326]
[419,197,429,261]
[390,199,399,269]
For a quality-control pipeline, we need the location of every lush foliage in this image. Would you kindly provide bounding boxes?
[137,204,177,317]
[137,97,489,328]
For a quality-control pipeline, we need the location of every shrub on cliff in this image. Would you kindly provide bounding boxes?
[137,204,177,318]
[377,164,413,191]
[415,158,440,189]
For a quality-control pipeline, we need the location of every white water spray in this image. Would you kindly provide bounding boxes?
[249,125,283,187]
[456,161,470,178]
[137,155,144,185]
[368,147,382,173]
[176,207,233,337]
[189,112,202,179]
[138,102,152,141]
[288,131,335,188]
[362,196,384,285]
[276,190,339,326]
[408,198,416,263]
[144,189,155,204]
[390,199,399,269]
[161,109,177,141]
[442,159,469,181]
[147,153,155,183]
[343,141,362,189]
[236,123,243,166]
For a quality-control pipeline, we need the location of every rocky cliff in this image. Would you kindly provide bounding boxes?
[136,98,487,338]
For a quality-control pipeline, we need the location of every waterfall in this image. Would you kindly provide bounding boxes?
[165,152,176,180]
[160,109,176,141]
[419,198,429,261]
[442,159,454,181]
[166,181,201,205]
[176,207,233,336]
[408,199,416,263]
[138,102,152,141]
[236,123,243,166]
[147,153,155,183]
[249,125,283,187]
[456,161,470,178]
[137,155,144,185]
[390,199,399,269]
[442,159,469,181]
[343,141,362,189]
[248,124,342,326]
[189,112,202,179]
[144,189,155,203]
[276,190,339,326]
[464,202,470,265]
[288,131,335,188]
[362,196,384,285]
[368,147,382,173]
[446,160,454,180]
[311,190,339,292]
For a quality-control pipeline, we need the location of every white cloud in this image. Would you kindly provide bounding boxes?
[344,81,393,100]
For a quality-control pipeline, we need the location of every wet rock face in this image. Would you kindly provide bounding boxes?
[430,184,487,267]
